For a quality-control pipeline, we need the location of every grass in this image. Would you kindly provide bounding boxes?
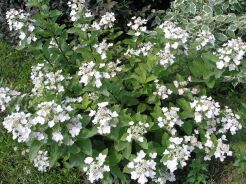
[0,40,246,183]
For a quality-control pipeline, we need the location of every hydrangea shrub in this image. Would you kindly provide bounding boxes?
[1,0,245,183]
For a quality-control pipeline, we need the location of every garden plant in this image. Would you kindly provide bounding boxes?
[1,0,246,183]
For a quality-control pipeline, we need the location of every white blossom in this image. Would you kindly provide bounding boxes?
[126,121,149,142]
[159,21,189,49]
[128,150,157,184]
[127,16,147,36]
[6,9,37,44]
[215,38,246,70]
[99,12,116,29]
[157,107,183,135]
[3,112,32,143]
[52,131,64,143]
[162,137,194,173]
[157,43,175,68]
[67,114,82,137]
[195,30,215,50]
[67,0,87,22]
[153,80,173,100]
[125,42,154,56]
[33,150,49,172]
[89,102,118,134]
[84,153,110,183]
[93,40,113,60]
[31,63,65,96]
[0,87,20,112]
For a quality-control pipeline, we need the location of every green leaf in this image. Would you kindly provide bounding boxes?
[161,133,170,147]
[29,140,43,161]
[78,139,92,156]
[108,149,122,166]
[49,143,59,168]
[216,33,228,42]
[203,5,213,15]
[137,103,147,113]
[182,121,193,135]
[189,61,204,78]
[79,127,98,139]
[177,98,192,112]
[111,166,128,183]
[190,2,197,14]
[137,138,148,149]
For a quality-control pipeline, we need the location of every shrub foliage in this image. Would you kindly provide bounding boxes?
[1,0,246,183]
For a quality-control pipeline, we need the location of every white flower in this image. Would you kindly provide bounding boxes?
[127,16,147,36]
[67,115,82,138]
[84,153,110,183]
[157,43,175,68]
[126,121,149,142]
[195,30,215,50]
[93,40,113,60]
[128,150,157,184]
[67,0,86,22]
[6,9,36,44]
[159,21,189,49]
[153,80,173,100]
[0,87,20,112]
[31,63,65,96]
[158,107,183,135]
[3,112,32,143]
[162,137,193,173]
[216,38,246,71]
[99,12,116,29]
[89,102,118,134]
[33,150,49,172]
[125,42,154,56]
[52,131,64,143]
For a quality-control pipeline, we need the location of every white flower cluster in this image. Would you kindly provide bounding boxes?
[99,60,122,78]
[3,112,32,143]
[78,61,101,87]
[128,150,157,184]
[157,107,183,135]
[33,100,81,144]
[33,150,50,172]
[68,0,88,21]
[195,30,215,50]
[92,12,116,30]
[159,21,189,49]
[153,80,172,100]
[31,63,65,96]
[84,153,110,183]
[3,99,82,146]
[6,9,36,44]
[190,96,220,123]
[78,60,121,88]
[216,38,246,70]
[173,77,198,95]
[190,96,242,161]
[163,137,194,173]
[0,87,20,112]
[89,102,118,134]
[154,170,176,184]
[126,121,149,142]
[125,42,154,57]
[219,107,242,135]
[93,40,113,60]
[127,16,147,36]
[157,43,176,68]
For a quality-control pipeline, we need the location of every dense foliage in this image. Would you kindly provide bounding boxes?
[1,0,246,183]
